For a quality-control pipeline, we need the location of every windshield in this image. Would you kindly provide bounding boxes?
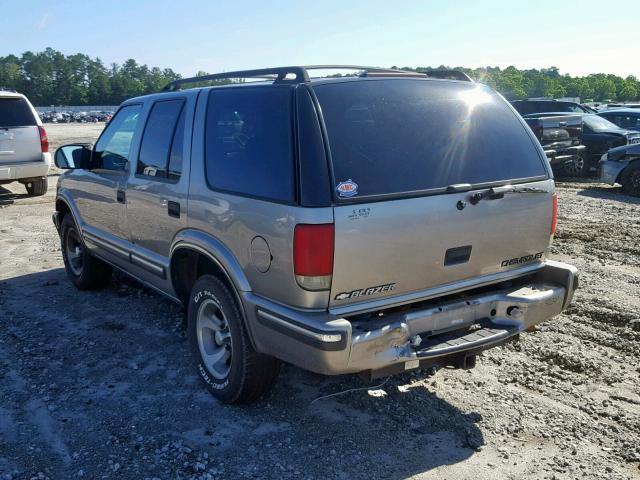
[314,80,547,198]
[583,114,620,131]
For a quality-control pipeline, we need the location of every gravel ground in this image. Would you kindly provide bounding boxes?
[0,124,638,480]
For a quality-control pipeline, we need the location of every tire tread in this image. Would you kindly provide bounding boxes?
[189,275,280,404]
[25,178,48,196]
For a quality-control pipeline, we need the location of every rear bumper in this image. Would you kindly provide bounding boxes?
[546,145,586,166]
[243,260,578,376]
[0,154,51,181]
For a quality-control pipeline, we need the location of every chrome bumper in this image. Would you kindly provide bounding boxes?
[547,145,586,166]
[243,260,578,376]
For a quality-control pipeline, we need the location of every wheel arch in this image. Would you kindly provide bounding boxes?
[54,194,84,239]
[169,229,250,302]
[619,158,640,189]
[618,158,639,179]
[169,236,258,349]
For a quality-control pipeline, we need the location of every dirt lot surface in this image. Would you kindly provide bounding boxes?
[1,123,639,480]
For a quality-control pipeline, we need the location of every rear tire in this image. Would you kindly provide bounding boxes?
[60,215,112,290]
[621,162,640,197]
[187,275,280,404]
[24,178,48,196]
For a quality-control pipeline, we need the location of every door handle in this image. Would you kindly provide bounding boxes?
[116,189,126,203]
[167,201,180,218]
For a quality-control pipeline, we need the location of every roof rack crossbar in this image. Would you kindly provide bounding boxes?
[162,66,309,91]
[161,65,472,91]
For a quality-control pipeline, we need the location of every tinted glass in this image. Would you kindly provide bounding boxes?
[205,87,294,202]
[168,107,186,180]
[605,114,640,130]
[138,99,185,179]
[94,104,142,171]
[512,101,583,115]
[0,98,37,127]
[314,80,547,198]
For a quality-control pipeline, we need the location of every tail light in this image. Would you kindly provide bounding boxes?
[293,224,334,291]
[551,192,558,236]
[38,126,49,153]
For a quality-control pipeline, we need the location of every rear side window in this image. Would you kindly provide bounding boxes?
[137,99,185,179]
[0,98,37,127]
[204,87,294,203]
[314,80,547,198]
[608,114,640,130]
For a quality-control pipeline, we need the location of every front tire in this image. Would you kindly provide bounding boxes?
[24,178,48,196]
[621,162,640,197]
[60,215,112,290]
[187,275,280,403]
[561,154,588,177]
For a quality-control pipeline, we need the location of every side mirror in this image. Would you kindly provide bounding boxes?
[54,144,93,169]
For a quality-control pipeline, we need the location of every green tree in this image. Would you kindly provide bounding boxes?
[3,49,640,105]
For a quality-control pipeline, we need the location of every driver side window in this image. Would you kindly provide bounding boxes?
[94,104,142,171]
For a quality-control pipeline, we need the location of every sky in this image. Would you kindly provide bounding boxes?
[1,0,638,78]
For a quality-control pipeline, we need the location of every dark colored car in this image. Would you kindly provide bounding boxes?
[600,143,640,196]
[522,114,585,175]
[598,109,640,132]
[511,100,596,116]
[524,113,640,175]
[580,114,640,169]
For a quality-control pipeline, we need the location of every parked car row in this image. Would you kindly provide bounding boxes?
[511,99,640,194]
[39,110,114,123]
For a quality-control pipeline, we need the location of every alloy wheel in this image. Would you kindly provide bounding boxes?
[65,230,84,276]
[196,298,233,379]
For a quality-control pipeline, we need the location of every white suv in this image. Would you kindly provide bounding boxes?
[0,90,50,196]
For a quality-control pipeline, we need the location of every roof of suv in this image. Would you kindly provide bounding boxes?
[123,66,475,106]
[0,90,25,99]
[123,67,475,106]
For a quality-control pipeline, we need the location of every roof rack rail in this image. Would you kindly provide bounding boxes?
[161,65,471,91]
[303,65,426,78]
[425,70,473,82]
[162,66,310,91]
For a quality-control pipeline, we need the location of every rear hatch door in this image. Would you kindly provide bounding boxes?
[0,96,41,165]
[312,79,554,308]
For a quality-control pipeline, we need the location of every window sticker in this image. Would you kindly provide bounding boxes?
[336,179,358,198]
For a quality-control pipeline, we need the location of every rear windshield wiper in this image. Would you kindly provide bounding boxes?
[469,185,547,205]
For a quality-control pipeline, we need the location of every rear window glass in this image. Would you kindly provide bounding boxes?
[512,101,584,115]
[204,87,294,203]
[314,80,547,198]
[0,98,37,127]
